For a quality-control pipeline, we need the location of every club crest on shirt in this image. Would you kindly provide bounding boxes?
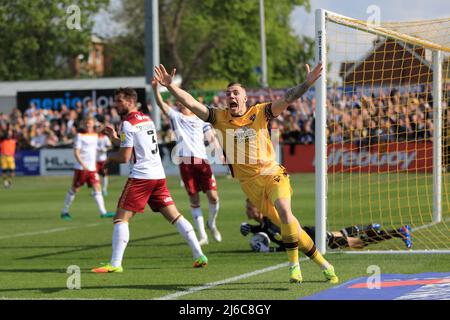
[234,126,257,142]
[249,114,256,122]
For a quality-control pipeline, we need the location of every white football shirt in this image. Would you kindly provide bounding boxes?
[120,111,166,179]
[168,108,211,159]
[74,133,98,171]
[97,134,112,162]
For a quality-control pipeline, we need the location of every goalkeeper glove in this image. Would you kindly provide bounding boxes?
[240,222,252,236]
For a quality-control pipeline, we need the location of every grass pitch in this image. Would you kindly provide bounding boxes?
[0,174,449,300]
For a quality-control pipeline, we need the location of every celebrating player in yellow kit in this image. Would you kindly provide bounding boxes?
[154,63,339,284]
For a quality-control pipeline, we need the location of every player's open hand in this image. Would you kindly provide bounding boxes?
[154,64,176,87]
[103,125,117,140]
[305,63,323,86]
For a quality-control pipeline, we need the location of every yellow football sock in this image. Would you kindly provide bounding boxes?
[297,223,330,269]
[281,222,299,265]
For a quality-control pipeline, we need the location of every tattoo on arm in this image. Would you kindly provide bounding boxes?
[264,103,276,120]
[283,81,310,103]
[205,107,216,124]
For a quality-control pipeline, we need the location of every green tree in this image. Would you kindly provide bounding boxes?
[0,0,109,80]
[103,0,145,77]
[105,0,312,89]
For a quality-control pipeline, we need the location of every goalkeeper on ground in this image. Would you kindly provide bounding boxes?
[241,199,412,252]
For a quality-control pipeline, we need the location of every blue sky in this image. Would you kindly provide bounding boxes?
[289,0,450,83]
[290,0,450,38]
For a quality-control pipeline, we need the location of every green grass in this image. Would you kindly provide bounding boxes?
[0,174,449,300]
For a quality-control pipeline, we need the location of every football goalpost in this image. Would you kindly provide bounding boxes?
[314,9,450,254]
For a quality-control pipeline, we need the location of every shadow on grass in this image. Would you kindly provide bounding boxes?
[0,283,199,294]
[16,232,179,260]
[208,249,257,255]
[0,265,173,274]
[0,279,311,295]
[0,217,49,221]
[0,268,67,273]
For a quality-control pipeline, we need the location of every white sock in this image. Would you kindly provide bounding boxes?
[175,216,203,260]
[207,201,220,228]
[93,191,107,215]
[191,207,207,239]
[111,222,129,267]
[62,189,76,213]
[102,176,108,193]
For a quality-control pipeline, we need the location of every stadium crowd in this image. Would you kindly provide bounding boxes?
[0,87,447,151]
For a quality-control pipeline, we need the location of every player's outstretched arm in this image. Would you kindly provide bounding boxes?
[151,77,171,116]
[154,64,209,121]
[270,63,323,117]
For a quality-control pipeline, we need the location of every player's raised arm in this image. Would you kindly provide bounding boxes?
[151,77,171,116]
[154,64,210,121]
[270,63,323,117]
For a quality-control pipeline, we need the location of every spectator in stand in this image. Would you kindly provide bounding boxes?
[282,114,302,143]
[210,95,225,109]
[0,86,447,154]
[96,107,106,124]
[66,109,78,134]
[109,107,121,126]
[30,126,47,149]
[46,130,59,147]
[300,119,314,145]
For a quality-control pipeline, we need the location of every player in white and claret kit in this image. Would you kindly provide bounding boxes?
[61,117,115,220]
[92,87,207,273]
[96,131,112,196]
[152,79,222,245]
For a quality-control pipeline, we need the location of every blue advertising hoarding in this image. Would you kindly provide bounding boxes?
[0,150,40,176]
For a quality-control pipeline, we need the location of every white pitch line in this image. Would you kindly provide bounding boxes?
[154,258,309,301]
[0,223,102,240]
[336,250,450,254]
[154,218,450,300]
[411,218,450,232]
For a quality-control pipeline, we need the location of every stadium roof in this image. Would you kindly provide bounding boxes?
[0,75,182,97]
[0,77,147,96]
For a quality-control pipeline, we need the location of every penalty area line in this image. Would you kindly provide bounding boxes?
[154,257,309,300]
